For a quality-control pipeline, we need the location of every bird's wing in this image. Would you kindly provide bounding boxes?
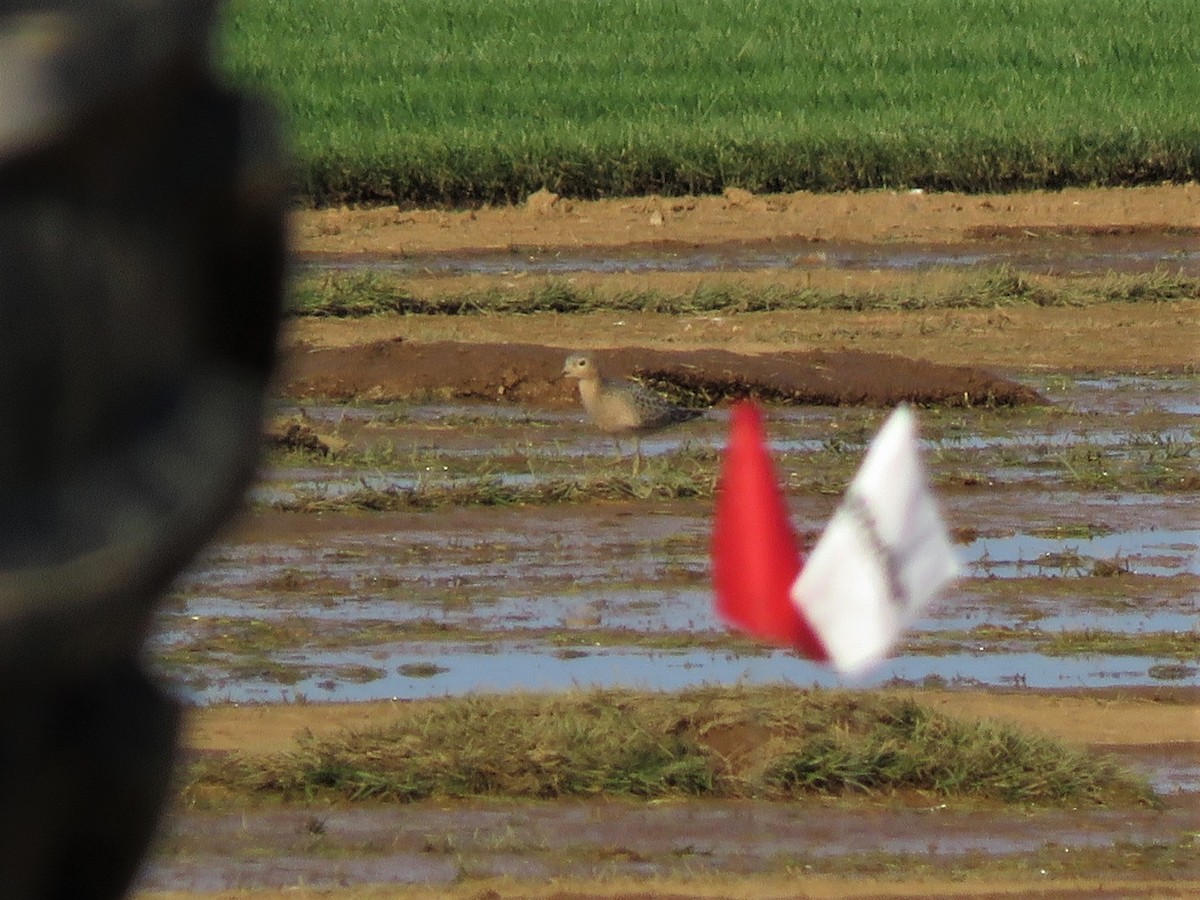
[629,382,699,429]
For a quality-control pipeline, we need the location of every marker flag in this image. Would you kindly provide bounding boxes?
[711,402,828,660]
[712,402,959,674]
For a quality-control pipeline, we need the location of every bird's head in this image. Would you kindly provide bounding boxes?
[562,353,599,381]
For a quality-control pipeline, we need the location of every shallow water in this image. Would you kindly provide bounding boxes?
[175,643,1197,708]
[301,231,1200,278]
[962,528,1200,577]
[154,373,1199,709]
[160,506,1198,677]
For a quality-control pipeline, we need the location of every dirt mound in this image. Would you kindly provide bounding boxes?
[281,340,1042,407]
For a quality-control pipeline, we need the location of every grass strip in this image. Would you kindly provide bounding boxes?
[909,626,1200,660]
[186,685,1153,806]
[260,453,1200,512]
[289,270,1200,318]
[1040,628,1200,659]
[218,0,1200,204]
[266,471,716,512]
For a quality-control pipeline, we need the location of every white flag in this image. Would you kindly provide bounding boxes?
[791,405,959,674]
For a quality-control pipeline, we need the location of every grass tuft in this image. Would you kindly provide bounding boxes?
[187,686,1154,807]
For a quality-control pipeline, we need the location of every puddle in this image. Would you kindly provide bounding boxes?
[1028,373,1200,417]
[1122,746,1200,795]
[1074,374,1200,408]
[137,794,1200,892]
[258,392,1197,505]
[301,231,1200,278]
[929,607,1199,634]
[963,528,1200,577]
[162,516,1196,634]
[162,639,1200,708]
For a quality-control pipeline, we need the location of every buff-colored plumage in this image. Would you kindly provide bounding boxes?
[562,353,700,469]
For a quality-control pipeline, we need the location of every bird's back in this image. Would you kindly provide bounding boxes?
[592,376,701,434]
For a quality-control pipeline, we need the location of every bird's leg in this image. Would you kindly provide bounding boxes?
[604,436,625,469]
[632,435,644,476]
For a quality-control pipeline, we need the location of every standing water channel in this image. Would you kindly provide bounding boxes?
[151,372,1199,704]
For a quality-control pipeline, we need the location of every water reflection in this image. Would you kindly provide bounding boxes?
[301,232,1200,278]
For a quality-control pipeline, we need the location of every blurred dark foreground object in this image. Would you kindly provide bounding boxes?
[0,1,285,895]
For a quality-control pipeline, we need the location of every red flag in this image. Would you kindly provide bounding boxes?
[713,403,959,674]
[712,402,829,660]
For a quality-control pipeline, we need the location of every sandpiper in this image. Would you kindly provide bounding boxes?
[562,352,701,471]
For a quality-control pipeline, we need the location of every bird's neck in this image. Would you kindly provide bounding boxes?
[576,377,603,413]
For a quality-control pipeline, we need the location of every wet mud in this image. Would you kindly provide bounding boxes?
[146,379,1199,897]
[152,372,1198,734]
[303,227,1200,279]
[140,187,1200,897]
[138,793,1200,893]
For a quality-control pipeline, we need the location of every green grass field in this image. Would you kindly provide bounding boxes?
[218,0,1200,205]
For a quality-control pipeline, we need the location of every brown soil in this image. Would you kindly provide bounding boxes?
[282,184,1199,401]
[145,187,1200,899]
[296,184,1200,255]
[282,340,1042,407]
